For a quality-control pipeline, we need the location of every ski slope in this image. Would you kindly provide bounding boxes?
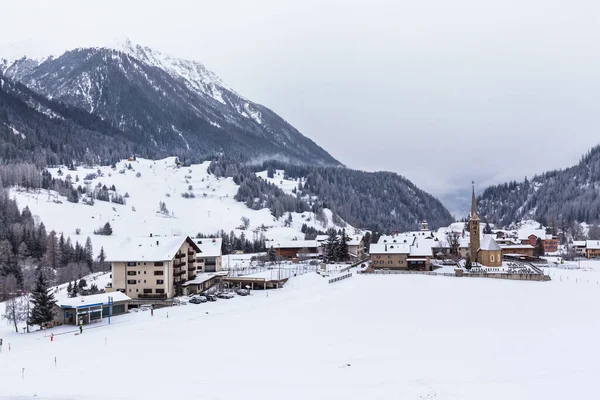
[9,157,353,258]
[2,262,600,399]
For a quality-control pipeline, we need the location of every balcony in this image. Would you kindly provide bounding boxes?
[176,253,186,259]
[174,261,185,269]
[188,265,197,271]
[138,293,167,299]
[188,250,195,256]
[188,256,196,263]
[174,269,186,277]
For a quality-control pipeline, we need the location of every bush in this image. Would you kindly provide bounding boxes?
[75,228,81,235]
[94,222,113,236]
[136,172,142,178]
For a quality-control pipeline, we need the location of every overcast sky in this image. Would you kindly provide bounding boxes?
[2,0,600,201]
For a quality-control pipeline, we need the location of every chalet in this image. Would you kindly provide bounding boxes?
[369,242,432,271]
[586,240,600,259]
[499,244,535,258]
[573,241,587,257]
[519,231,559,253]
[266,240,319,259]
[105,236,201,299]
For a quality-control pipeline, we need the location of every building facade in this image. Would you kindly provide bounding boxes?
[106,236,201,299]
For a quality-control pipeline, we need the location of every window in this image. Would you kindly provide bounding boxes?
[156,289,165,294]
[144,271,147,274]
[127,271,136,276]
[388,255,392,259]
[143,289,152,294]
[129,289,132,292]
[137,262,141,266]
[154,271,164,276]
[490,255,495,262]
[197,258,204,263]
[126,262,136,266]
[144,280,146,283]
[376,256,381,259]
[127,280,136,285]
[154,262,164,266]
[156,280,164,284]
[136,289,139,292]
[144,262,147,266]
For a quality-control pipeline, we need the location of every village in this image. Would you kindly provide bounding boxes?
[39,184,600,328]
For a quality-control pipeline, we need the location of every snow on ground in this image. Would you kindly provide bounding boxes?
[255,169,305,196]
[3,262,600,399]
[9,158,350,258]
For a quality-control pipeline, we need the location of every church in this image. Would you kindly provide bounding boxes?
[468,184,502,267]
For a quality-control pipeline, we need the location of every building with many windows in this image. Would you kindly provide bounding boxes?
[106,236,201,299]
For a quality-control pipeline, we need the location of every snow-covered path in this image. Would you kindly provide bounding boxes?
[1,267,600,399]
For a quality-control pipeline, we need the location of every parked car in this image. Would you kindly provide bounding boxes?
[206,295,217,302]
[217,292,234,299]
[140,304,152,312]
[172,298,187,306]
[189,297,203,304]
[235,289,249,296]
[197,296,208,303]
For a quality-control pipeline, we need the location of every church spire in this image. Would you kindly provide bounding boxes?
[471,181,477,218]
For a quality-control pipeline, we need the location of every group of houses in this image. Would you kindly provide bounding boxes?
[572,240,600,258]
[264,234,367,262]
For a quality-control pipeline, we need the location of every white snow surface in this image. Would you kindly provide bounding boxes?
[2,262,600,399]
[9,157,349,258]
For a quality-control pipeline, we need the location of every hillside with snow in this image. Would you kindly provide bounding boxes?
[9,157,355,257]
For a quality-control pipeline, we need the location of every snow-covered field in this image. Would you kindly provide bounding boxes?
[2,261,600,399]
[9,157,352,258]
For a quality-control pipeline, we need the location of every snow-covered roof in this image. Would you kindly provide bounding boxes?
[315,235,329,242]
[518,229,546,241]
[369,243,410,254]
[480,235,501,251]
[377,235,415,245]
[586,240,600,250]
[265,240,318,249]
[409,243,434,257]
[573,241,586,247]
[500,244,535,249]
[57,291,130,308]
[347,235,364,246]
[182,272,223,286]
[195,238,222,258]
[105,236,199,262]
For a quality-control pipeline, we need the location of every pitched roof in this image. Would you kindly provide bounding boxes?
[194,238,222,257]
[369,243,410,254]
[265,240,318,249]
[586,240,600,250]
[480,235,501,251]
[105,236,199,262]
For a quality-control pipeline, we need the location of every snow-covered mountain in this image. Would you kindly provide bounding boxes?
[1,38,339,166]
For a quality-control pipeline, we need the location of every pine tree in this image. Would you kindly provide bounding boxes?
[268,246,277,262]
[336,230,349,261]
[70,280,79,298]
[67,281,72,293]
[28,271,55,329]
[98,246,106,264]
[483,223,492,234]
[78,279,87,289]
[84,237,94,271]
[325,231,338,262]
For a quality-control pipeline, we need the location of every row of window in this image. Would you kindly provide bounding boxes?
[126,262,164,267]
[372,260,402,265]
[127,270,164,276]
[128,288,165,294]
[127,279,164,285]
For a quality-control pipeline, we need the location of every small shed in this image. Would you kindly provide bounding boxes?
[54,292,131,326]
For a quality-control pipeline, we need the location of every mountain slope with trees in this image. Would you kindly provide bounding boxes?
[478,145,600,227]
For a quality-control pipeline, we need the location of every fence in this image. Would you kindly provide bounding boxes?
[362,269,550,281]
[339,257,370,273]
[329,273,353,284]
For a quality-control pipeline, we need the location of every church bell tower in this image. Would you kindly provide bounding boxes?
[469,182,480,263]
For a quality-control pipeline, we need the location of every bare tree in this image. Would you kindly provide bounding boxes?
[446,231,461,257]
[2,275,27,333]
[241,216,250,230]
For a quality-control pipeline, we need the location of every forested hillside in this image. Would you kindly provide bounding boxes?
[478,145,600,227]
[211,157,454,232]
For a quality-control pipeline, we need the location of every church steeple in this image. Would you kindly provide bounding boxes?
[471,181,477,218]
[469,181,480,264]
